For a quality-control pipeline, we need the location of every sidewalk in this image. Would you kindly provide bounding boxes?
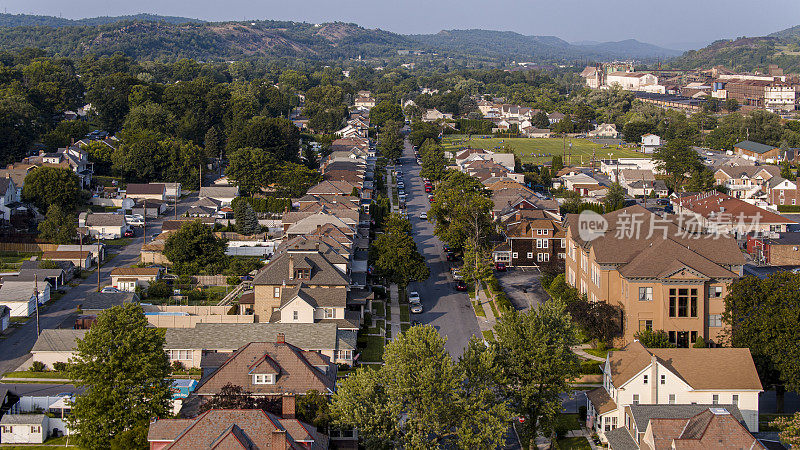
[389,284,401,340]
[572,344,605,362]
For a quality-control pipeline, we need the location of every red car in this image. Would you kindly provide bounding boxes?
[428,196,434,203]
[425,187,432,193]
[455,280,468,291]
[495,262,507,272]
[124,229,134,238]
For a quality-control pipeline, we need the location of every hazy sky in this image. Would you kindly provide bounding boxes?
[2,0,800,50]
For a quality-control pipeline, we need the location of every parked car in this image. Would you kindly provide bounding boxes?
[425,186,432,193]
[455,280,468,291]
[101,286,122,293]
[451,268,463,280]
[410,302,423,314]
[446,252,458,262]
[408,291,420,303]
[442,245,451,253]
[428,196,434,203]
[124,229,134,238]
[495,262,507,272]
[419,212,427,220]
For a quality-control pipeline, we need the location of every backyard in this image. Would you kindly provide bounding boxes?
[442,135,645,165]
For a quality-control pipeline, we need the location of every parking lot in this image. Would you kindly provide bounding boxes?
[494,267,549,311]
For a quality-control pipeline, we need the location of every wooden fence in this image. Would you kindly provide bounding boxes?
[193,275,229,286]
[0,242,58,253]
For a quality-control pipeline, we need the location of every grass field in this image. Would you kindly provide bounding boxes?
[442,135,645,165]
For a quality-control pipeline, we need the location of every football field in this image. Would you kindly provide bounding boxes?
[442,135,646,165]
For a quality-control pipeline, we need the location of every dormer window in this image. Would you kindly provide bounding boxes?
[294,268,310,280]
[253,374,276,385]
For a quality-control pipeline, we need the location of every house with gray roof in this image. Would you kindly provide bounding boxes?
[78,212,127,239]
[30,329,87,370]
[78,292,139,315]
[163,322,356,368]
[0,281,50,317]
[199,186,239,206]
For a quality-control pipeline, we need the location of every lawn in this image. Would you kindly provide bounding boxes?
[0,251,40,264]
[3,371,69,379]
[554,436,591,450]
[481,330,494,341]
[102,237,132,246]
[472,301,486,317]
[399,304,410,322]
[1,435,77,449]
[442,135,644,165]
[584,347,618,359]
[373,301,385,318]
[359,335,385,363]
[368,319,385,335]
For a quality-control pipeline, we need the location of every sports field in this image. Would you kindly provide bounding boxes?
[442,135,646,165]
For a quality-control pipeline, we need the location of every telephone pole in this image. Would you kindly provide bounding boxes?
[143,199,147,245]
[97,236,101,292]
[34,275,40,336]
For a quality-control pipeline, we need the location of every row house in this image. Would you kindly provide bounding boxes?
[564,205,745,347]
[586,341,762,443]
[618,169,667,197]
[19,145,94,188]
[491,187,560,221]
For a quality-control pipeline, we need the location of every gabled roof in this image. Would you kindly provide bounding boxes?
[126,183,165,196]
[680,192,795,225]
[607,341,762,391]
[199,186,239,199]
[252,248,348,287]
[627,403,745,437]
[84,213,126,227]
[164,322,352,352]
[194,341,337,396]
[31,329,87,352]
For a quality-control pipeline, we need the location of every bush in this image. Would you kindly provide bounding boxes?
[146,281,172,299]
[53,361,68,372]
[580,360,603,375]
[495,292,513,311]
[187,289,207,304]
[29,361,47,372]
[693,336,706,348]
[778,205,800,213]
[227,276,242,286]
[171,361,184,372]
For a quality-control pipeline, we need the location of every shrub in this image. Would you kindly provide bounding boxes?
[693,336,706,348]
[52,361,68,372]
[187,289,207,304]
[580,360,603,375]
[146,281,172,299]
[29,361,47,372]
[495,292,513,311]
[227,276,242,286]
[171,361,184,372]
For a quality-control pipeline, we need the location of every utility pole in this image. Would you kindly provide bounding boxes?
[97,236,101,292]
[34,275,40,336]
[174,187,178,220]
[199,163,203,190]
[143,199,147,245]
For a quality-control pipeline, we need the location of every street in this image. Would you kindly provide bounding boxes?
[399,139,481,358]
[0,196,195,375]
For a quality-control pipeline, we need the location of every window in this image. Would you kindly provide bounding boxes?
[661,374,666,385]
[169,350,192,361]
[712,394,719,405]
[633,394,639,405]
[794,199,797,206]
[273,287,280,298]
[690,331,698,344]
[559,253,566,259]
[561,238,566,248]
[669,330,676,345]
[669,394,676,404]
[536,229,545,235]
[581,254,588,272]
[253,374,275,384]
[537,253,550,262]
[31,426,40,433]
[711,286,723,298]
[527,252,534,259]
[293,310,298,321]
[732,394,739,406]
[324,308,335,319]
[643,375,648,385]
[669,288,698,317]
[639,287,653,301]
[708,314,723,327]
[512,252,518,259]
[536,238,548,249]
[591,265,601,286]
[639,320,653,331]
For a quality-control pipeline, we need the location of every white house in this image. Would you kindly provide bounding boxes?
[640,134,662,154]
[422,109,452,122]
[586,342,763,442]
[79,212,127,239]
[0,414,49,444]
[0,281,51,317]
[30,329,86,370]
[0,177,18,222]
[606,72,659,91]
[199,186,239,206]
[588,123,620,139]
[110,267,161,292]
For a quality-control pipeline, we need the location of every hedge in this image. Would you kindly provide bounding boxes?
[777,205,800,213]
[232,196,291,214]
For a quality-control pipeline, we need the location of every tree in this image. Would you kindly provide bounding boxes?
[428,171,494,251]
[205,126,224,159]
[370,220,429,287]
[83,140,115,176]
[550,155,564,173]
[109,422,149,450]
[692,336,706,348]
[603,183,626,212]
[567,299,623,346]
[685,166,716,192]
[772,412,800,448]
[331,325,510,448]
[226,116,300,161]
[67,304,172,450]
[234,200,260,235]
[22,166,81,211]
[652,138,702,192]
[38,204,77,244]
[274,162,322,198]
[378,120,403,162]
[163,220,228,275]
[781,161,795,180]
[226,147,278,196]
[633,329,674,348]
[723,273,800,409]
[296,390,331,430]
[460,241,493,300]
[492,300,580,440]
[41,120,93,150]
[419,140,448,181]
[623,121,654,143]
[532,110,550,129]
[724,98,739,112]
[370,101,404,127]
[408,120,440,147]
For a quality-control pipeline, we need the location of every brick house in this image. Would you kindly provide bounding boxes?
[746,232,800,266]
[493,211,566,267]
[673,191,795,239]
[733,140,782,163]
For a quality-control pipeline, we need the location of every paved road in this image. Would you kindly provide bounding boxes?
[0,196,195,374]
[399,140,481,357]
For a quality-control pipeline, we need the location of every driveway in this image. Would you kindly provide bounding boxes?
[495,268,549,311]
[400,140,481,357]
[0,195,195,374]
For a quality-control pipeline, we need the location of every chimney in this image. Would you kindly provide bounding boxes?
[282,394,296,419]
[276,332,285,344]
[650,354,658,404]
[288,255,294,280]
[271,430,287,450]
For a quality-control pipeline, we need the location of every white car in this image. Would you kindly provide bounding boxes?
[419,212,427,220]
[451,269,463,280]
[101,286,122,293]
[408,291,420,303]
[410,302,423,314]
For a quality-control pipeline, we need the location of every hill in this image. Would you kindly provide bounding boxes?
[0,14,682,63]
[670,24,800,73]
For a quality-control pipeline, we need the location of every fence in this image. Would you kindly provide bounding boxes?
[0,242,58,253]
[193,275,229,286]
[146,314,254,328]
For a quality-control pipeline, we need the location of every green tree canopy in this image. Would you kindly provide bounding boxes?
[22,166,81,211]
[67,304,172,450]
[633,329,674,348]
[234,200,260,235]
[163,220,228,275]
[603,182,626,211]
[331,325,510,448]
[652,138,702,192]
[378,120,403,162]
[428,170,494,251]
[38,204,77,244]
[370,217,429,287]
[370,101,404,127]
